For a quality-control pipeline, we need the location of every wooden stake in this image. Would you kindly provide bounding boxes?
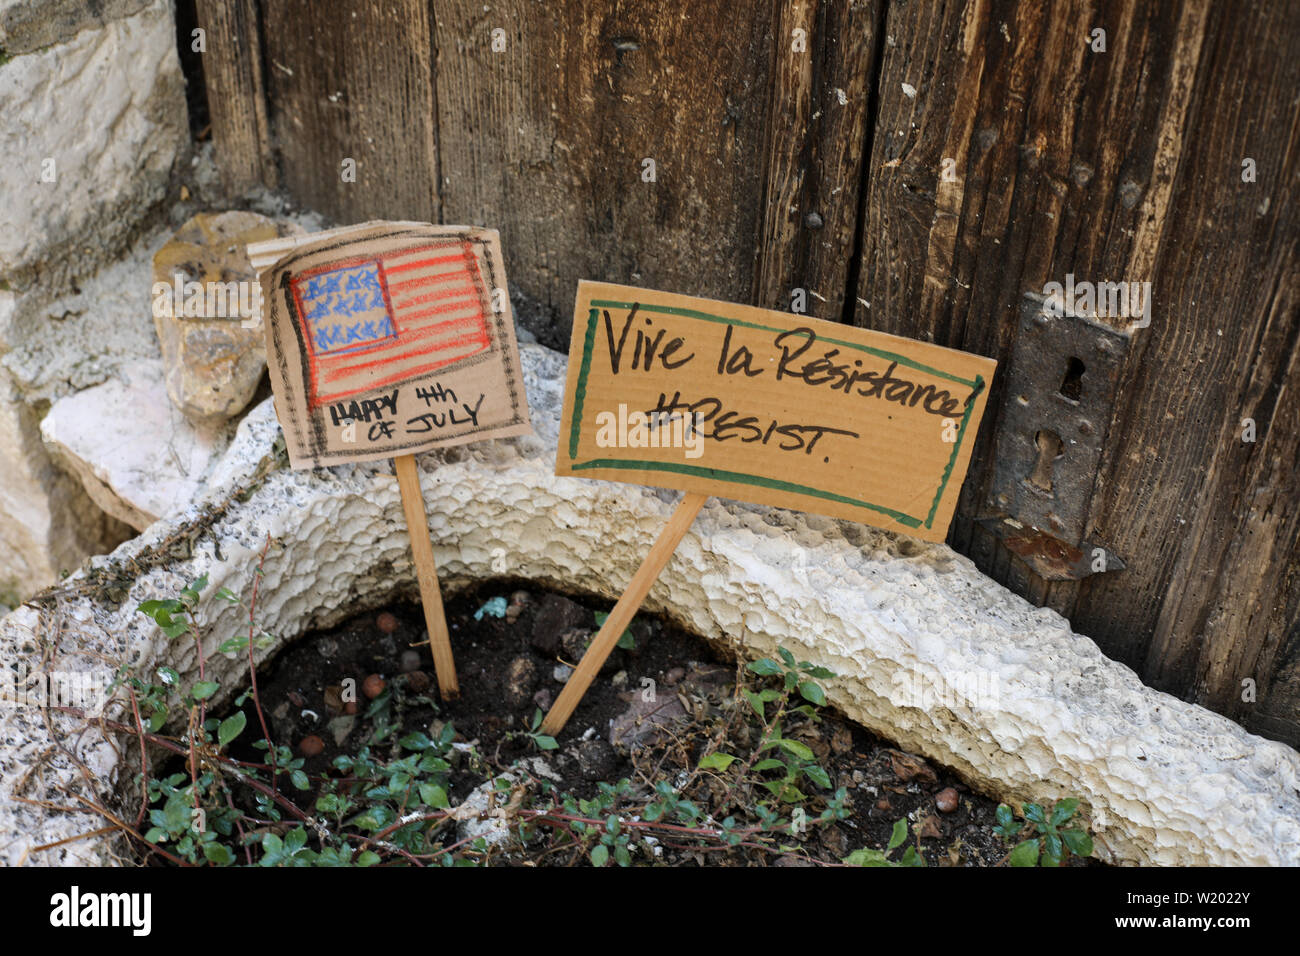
[394,454,459,700]
[542,492,708,735]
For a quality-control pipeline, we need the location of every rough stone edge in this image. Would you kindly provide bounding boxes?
[1,343,1296,866]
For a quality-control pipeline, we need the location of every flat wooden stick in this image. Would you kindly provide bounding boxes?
[394,454,459,700]
[542,492,708,735]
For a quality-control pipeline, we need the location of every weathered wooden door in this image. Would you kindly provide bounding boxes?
[194,0,1300,746]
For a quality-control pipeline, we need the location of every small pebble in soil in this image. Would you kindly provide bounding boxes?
[532,688,553,711]
[876,797,893,812]
[663,666,686,686]
[376,611,399,634]
[406,670,431,693]
[323,685,343,712]
[552,663,574,683]
[363,674,386,699]
[316,637,339,658]
[506,590,530,622]
[935,787,960,813]
[504,656,538,709]
[400,649,421,673]
[531,594,588,655]
[298,734,325,757]
[287,690,306,708]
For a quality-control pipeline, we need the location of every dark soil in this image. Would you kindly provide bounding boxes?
[184,578,1078,866]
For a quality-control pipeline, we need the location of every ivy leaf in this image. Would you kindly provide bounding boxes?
[1043,831,1064,863]
[803,764,831,789]
[590,844,609,867]
[797,681,826,706]
[899,846,926,867]
[1051,798,1080,827]
[1062,828,1094,858]
[419,784,450,809]
[777,738,814,761]
[747,658,783,677]
[1008,839,1041,867]
[698,752,737,772]
[217,636,250,656]
[1023,803,1047,826]
[202,842,233,865]
[887,818,908,851]
[180,574,209,608]
[290,770,310,791]
[399,731,433,751]
[217,711,246,748]
[742,689,767,719]
[162,792,191,833]
[533,734,559,751]
[191,681,220,701]
[844,848,889,867]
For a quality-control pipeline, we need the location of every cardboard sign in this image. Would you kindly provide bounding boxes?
[556,281,996,542]
[254,222,531,468]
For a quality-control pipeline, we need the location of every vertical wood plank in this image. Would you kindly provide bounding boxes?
[851,0,1300,742]
[1078,0,1300,729]
[195,0,277,193]
[753,0,882,317]
[432,0,774,349]
[258,0,439,224]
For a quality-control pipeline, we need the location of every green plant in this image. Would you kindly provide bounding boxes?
[843,817,927,867]
[103,544,483,866]
[510,708,558,751]
[729,648,834,806]
[593,610,636,650]
[994,798,1093,866]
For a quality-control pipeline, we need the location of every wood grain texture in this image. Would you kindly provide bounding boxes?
[850,0,1300,743]
[258,0,439,224]
[752,0,882,317]
[432,0,774,348]
[195,0,277,192]
[1080,0,1300,739]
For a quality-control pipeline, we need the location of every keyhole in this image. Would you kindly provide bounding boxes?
[1060,356,1085,402]
[1028,429,1064,493]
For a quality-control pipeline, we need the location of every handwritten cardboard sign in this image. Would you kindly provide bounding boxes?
[556,281,996,542]
[254,222,531,468]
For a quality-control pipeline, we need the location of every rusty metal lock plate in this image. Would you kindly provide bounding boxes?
[983,293,1130,579]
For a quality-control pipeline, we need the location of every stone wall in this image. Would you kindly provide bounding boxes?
[0,0,188,601]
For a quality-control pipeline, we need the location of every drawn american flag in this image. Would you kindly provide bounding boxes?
[291,239,492,409]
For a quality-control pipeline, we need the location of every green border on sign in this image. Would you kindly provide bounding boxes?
[568,300,984,529]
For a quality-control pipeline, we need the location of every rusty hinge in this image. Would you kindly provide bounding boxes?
[980,293,1130,581]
